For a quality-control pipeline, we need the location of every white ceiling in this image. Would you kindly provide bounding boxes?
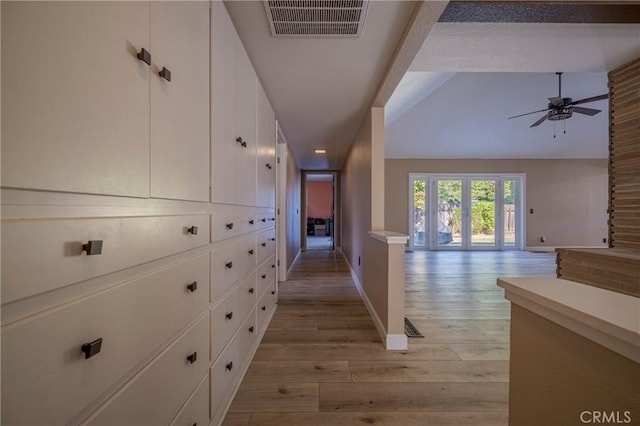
[224,0,417,170]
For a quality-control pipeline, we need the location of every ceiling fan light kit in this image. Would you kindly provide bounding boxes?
[508,72,608,130]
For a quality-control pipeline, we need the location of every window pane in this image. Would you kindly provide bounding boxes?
[504,180,516,245]
[471,180,496,246]
[413,180,426,246]
[437,180,462,246]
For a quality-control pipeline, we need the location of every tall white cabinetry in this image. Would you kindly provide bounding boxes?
[1,1,278,425]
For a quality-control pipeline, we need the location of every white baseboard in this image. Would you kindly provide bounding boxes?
[527,245,608,252]
[343,254,407,351]
[286,249,302,279]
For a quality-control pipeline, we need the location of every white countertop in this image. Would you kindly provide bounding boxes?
[498,277,640,363]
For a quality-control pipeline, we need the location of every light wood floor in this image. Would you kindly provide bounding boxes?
[223,250,557,425]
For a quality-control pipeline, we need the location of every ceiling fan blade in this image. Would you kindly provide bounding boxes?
[530,114,548,127]
[572,106,601,116]
[570,94,608,106]
[508,108,552,120]
[548,96,563,106]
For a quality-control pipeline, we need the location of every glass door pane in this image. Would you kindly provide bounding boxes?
[504,180,516,246]
[412,179,427,248]
[470,179,497,247]
[436,179,463,247]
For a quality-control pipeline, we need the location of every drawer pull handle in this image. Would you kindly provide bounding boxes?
[225,312,233,320]
[187,352,198,364]
[249,220,255,225]
[261,305,266,311]
[137,48,151,65]
[261,218,266,223]
[271,291,275,295]
[226,361,233,371]
[187,226,198,235]
[261,242,266,247]
[82,240,103,256]
[270,238,276,241]
[249,326,255,333]
[249,288,254,294]
[81,338,103,359]
[186,281,198,292]
[159,66,171,81]
[225,261,233,269]
[248,249,254,255]
[226,222,234,230]
[261,274,266,279]
[236,137,247,148]
[271,264,275,268]
[271,218,275,221]
[266,163,272,170]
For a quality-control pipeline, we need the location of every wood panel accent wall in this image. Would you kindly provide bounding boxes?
[608,57,640,249]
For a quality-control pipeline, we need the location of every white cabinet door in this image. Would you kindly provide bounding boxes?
[211,1,257,206]
[150,1,209,202]
[1,2,150,197]
[256,84,276,208]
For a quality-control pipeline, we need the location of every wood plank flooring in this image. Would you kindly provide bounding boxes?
[224,249,556,425]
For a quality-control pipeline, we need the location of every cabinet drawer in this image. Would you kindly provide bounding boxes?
[211,235,256,303]
[255,208,275,231]
[84,314,210,426]
[256,228,276,264]
[211,273,256,362]
[170,372,210,426]
[257,282,278,335]
[1,214,209,304]
[1,254,209,425]
[257,255,276,299]
[211,204,256,242]
[210,309,257,420]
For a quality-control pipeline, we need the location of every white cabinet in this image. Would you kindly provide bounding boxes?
[150,1,210,202]
[211,1,257,206]
[1,1,150,197]
[256,84,277,208]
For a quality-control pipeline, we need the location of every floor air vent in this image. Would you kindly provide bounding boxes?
[263,0,369,37]
[404,317,424,338]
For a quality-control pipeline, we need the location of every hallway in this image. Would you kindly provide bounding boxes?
[224,250,557,425]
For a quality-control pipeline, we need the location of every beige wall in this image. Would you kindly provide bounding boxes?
[385,159,608,248]
[285,144,301,271]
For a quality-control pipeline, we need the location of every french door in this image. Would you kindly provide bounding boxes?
[410,174,524,251]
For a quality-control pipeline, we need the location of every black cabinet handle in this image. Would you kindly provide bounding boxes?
[270,238,276,241]
[225,311,233,320]
[137,48,151,65]
[159,66,171,81]
[187,226,198,235]
[81,338,103,359]
[261,218,266,223]
[249,220,255,225]
[236,137,247,148]
[187,281,198,292]
[225,362,233,371]
[261,305,266,311]
[248,249,254,255]
[271,264,275,268]
[261,274,266,279]
[187,351,197,364]
[249,326,255,333]
[225,261,233,269]
[261,242,266,247]
[249,288,254,294]
[271,291,275,295]
[82,240,103,256]
[266,164,272,170]
[270,218,275,221]
[226,222,234,230]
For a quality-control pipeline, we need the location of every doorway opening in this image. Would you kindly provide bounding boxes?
[303,172,337,251]
[409,173,525,251]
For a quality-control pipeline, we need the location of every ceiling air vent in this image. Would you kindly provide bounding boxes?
[263,0,369,38]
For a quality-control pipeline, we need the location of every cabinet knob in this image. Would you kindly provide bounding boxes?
[261,305,266,311]
[271,291,275,295]
[249,288,254,294]
[261,218,266,223]
[81,338,103,359]
[271,264,275,268]
[186,281,198,292]
[266,163,272,170]
[248,249,254,255]
[249,326,255,333]
[225,261,233,269]
[249,220,255,225]
[159,66,171,81]
[187,352,197,364]
[261,242,266,247]
[137,48,151,65]
[225,362,233,371]
[82,240,103,256]
[270,218,275,221]
[270,238,276,241]
[261,274,266,279]
[225,311,233,320]
[187,226,198,235]
[226,222,234,230]
[236,137,247,148]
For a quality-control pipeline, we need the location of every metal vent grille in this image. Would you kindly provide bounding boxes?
[263,0,369,37]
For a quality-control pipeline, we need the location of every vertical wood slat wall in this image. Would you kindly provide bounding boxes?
[608,57,640,249]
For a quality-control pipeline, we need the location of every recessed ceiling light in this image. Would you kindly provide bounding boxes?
[314,149,326,154]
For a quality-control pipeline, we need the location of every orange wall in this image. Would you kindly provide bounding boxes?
[307,181,332,219]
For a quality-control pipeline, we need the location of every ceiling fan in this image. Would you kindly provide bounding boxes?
[508,72,609,128]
